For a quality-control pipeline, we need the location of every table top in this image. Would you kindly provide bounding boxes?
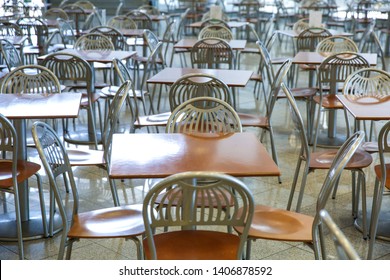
[38,49,137,63]
[109,132,280,179]
[0,93,82,119]
[337,95,390,121]
[276,29,353,38]
[147,67,253,87]
[292,51,378,66]
[174,38,247,50]
[81,28,144,37]
[188,21,248,29]
[0,35,27,46]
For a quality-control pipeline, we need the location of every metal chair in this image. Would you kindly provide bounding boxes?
[125,10,152,30]
[0,114,47,260]
[235,86,366,259]
[41,52,102,149]
[32,120,144,260]
[200,18,231,29]
[312,52,370,151]
[43,7,69,20]
[0,22,23,36]
[107,15,137,29]
[316,35,359,56]
[142,171,254,260]
[89,26,125,50]
[169,8,190,67]
[198,25,234,40]
[0,39,23,72]
[319,209,361,260]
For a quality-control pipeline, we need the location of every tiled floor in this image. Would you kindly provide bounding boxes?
[1,24,390,260]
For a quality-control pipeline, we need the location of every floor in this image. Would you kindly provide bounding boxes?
[1,22,390,261]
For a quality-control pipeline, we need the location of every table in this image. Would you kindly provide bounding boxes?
[109,132,280,179]
[0,92,82,240]
[62,7,95,36]
[276,29,353,38]
[174,38,247,51]
[292,51,377,147]
[188,21,248,29]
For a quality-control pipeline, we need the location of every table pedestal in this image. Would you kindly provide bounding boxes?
[316,110,346,148]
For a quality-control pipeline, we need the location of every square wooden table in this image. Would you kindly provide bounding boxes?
[174,38,247,51]
[188,21,248,29]
[337,95,390,121]
[292,51,378,66]
[109,132,280,179]
[0,92,81,239]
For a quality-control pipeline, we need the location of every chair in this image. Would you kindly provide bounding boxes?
[142,171,254,260]
[319,209,361,260]
[43,7,69,20]
[169,8,191,67]
[359,27,387,72]
[234,85,366,259]
[198,25,234,40]
[201,10,230,22]
[190,38,234,70]
[89,26,125,50]
[61,4,88,36]
[125,10,152,30]
[107,15,137,29]
[292,18,309,34]
[316,35,359,56]
[74,0,96,10]
[0,114,47,260]
[32,120,145,260]
[0,39,23,72]
[342,68,390,149]
[138,4,161,16]
[312,52,370,151]
[55,18,76,50]
[0,22,23,37]
[166,96,242,134]
[368,120,390,259]
[200,18,231,30]
[41,52,102,149]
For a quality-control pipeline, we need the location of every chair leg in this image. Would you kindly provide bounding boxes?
[109,178,120,206]
[295,162,310,213]
[267,127,281,184]
[367,178,384,259]
[12,188,24,260]
[35,173,48,238]
[287,156,303,210]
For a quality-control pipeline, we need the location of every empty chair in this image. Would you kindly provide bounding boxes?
[43,7,69,20]
[32,120,144,260]
[125,10,152,30]
[0,114,47,260]
[107,15,137,29]
[234,85,366,259]
[316,36,359,56]
[142,171,254,260]
[0,22,23,36]
[200,18,231,30]
[190,38,234,69]
[0,39,23,72]
[198,24,234,40]
[89,26,125,50]
[74,33,115,50]
[61,4,89,36]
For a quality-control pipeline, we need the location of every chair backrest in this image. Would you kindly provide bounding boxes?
[238,0,260,19]
[138,4,160,15]
[200,18,231,29]
[0,22,23,36]
[41,52,95,95]
[161,20,175,65]
[125,10,152,30]
[359,27,387,71]
[16,16,49,52]
[319,209,361,260]
[74,33,115,50]
[169,73,232,111]
[142,171,254,260]
[43,8,69,20]
[201,10,230,22]
[317,52,370,95]
[57,18,76,47]
[143,29,160,53]
[191,38,234,69]
[166,96,242,134]
[61,4,88,33]
[75,0,96,10]
[316,36,358,56]
[175,8,190,42]
[0,113,18,184]
[198,25,234,40]
[343,68,390,98]
[296,27,332,52]
[139,41,165,90]
[107,15,137,29]
[112,57,132,84]
[0,65,61,94]
[293,18,309,34]
[89,25,125,50]
[0,39,23,71]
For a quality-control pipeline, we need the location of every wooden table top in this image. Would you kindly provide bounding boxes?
[174,38,247,50]
[0,93,82,119]
[337,95,390,121]
[188,21,248,29]
[276,29,353,38]
[81,28,144,37]
[292,51,378,66]
[147,67,253,87]
[38,49,137,63]
[109,132,280,179]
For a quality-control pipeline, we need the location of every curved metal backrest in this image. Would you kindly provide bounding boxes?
[169,73,232,111]
[175,8,190,41]
[198,25,233,40]
[57,18,76,47]
[200,18,231,29]
[142,171,254,260]
[256,39,275,86]
[41,52,95,94]
[319,209,361,260]
[16,17,49,46]
[89,25,125,50]
[238,0,260,19]
[317,52,370,94]
[343,68,390,98]
[312,131,365,258]
[281,83,311,164]
[138,4,160,15]
[107,15,137,29]
[0,39,23,71]
[112,57,132,84]
[296,27,332,52]
[75,0,96,10]
[125,10,152,30]
[0,65,62,94]
[0,113,18,178]
[316,36,358,55]
[74,33,115,50]
[140,41,165,89]
[293,18,309,34]
[32,121,78,258]
[44,8,69,20]
[0,22,23,36]
[191,38,234,69]
[143,29,160,52]
[166,96,242,134]
[201,11,230,22]
[359,28,387,71]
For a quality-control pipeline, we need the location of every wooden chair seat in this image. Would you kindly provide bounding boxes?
[310,148,372,170]
[80,92,101,106]
[238,113,268,128]
[361,141,379,153]
[250,72,262,82]
[374,163,390,190]
[236,204,313,242]
[142,230,240,260]
[67,204,144,238]
[278,87,317,99]
[240,47,260,54]
[0,160,40,187]
[313,94,343,109]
